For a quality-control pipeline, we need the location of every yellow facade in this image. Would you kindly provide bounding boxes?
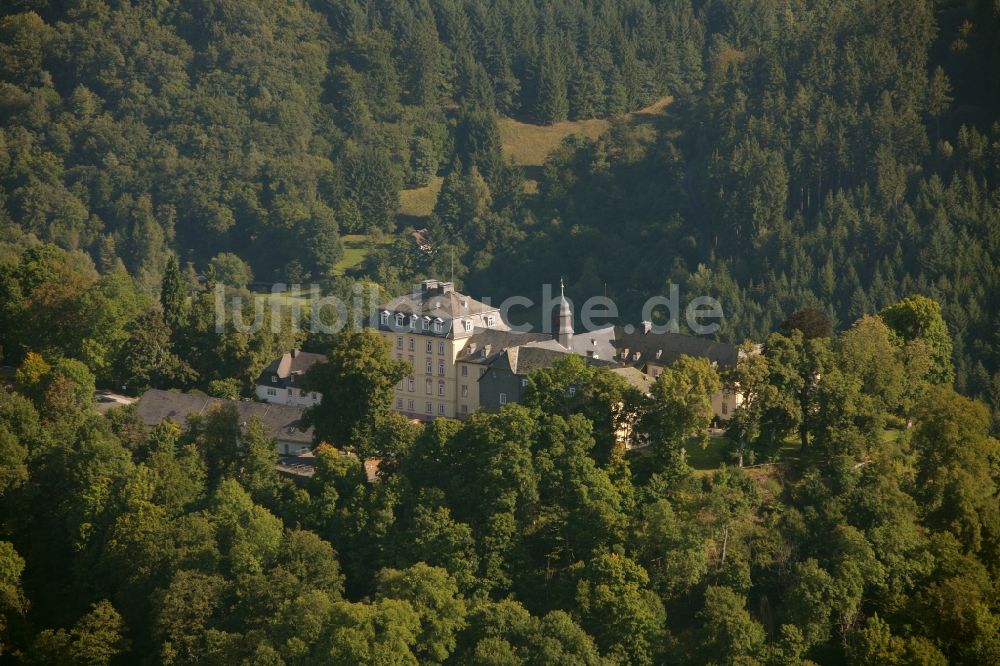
[380,329,471,420]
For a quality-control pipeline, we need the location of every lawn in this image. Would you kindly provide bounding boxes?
[498,116,612,167]
[386,97,675,223]
[498,95,673,167]
[252,285,315,313]
[334,234,375,276]
[397,176,444,226]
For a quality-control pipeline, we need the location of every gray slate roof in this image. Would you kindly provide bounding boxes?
[487,342,618,377]
[256,349,325,389]
[457,328,553,365]
[376,280,510,339]
[611,327,738,369]
[137,389,313,444]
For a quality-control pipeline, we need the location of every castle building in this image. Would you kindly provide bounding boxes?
[371,278,744,423]
[372,279,550,420]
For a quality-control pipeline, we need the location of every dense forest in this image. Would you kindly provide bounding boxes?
[1,0,1000,663]
[0,306,998,664]
[1,0,998,420]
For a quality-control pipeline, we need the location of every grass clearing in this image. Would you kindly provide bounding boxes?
[397,176,444,225]
[334,234,375,276]
[498,95,674,167]
[498,117,612,167]
[253,286,315,313]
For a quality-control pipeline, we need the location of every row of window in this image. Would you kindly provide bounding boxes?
[395,398,449,416]
[266,388,318,399]
[382,311,446,333]
[398,376,449,394]
[396,336,447,356]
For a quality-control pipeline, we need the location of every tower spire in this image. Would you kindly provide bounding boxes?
[555,277,573,349]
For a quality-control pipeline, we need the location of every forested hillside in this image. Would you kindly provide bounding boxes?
[0,0,699,287]
[6,0,995,421]
[0,318,998,664]
[1,2,1000,662]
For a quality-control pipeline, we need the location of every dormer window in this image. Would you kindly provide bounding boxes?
[633,352,641,361]
[463,320,472,333]
[271,376,277,383]
[460,299,468,308]
[433,319,443,333]
[409,315,418,330]
[421,317,429,331]
[395,313,405,327]
[484,315,495,327]
[380,311,389,325]
[655,349,663,359]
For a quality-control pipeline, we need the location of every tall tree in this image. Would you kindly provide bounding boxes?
[160,255,187,331]
[303,329,409,456]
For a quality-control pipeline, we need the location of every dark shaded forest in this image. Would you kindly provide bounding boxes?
[1,1,1000,663]
[1,0,997,420]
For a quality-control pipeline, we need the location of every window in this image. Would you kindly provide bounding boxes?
[499,393,507,405]
[311,392,318,400]
[438,381,445,396]
[438,342,445,355]
[266,388,277,396]
[722,402,728,416]
[396,336,403,350]
[396,313,405,327]
[433,320,443,333]
[426,358,433,373]
[408,399,414,411]
[425,379,432,395]
[426,340,433,353]
[460,404,468,414]
[287,388,293,395]
[408,338,415,351]
[521,378,529,387]
[568,386,576,396]
[410,315,418,330]
[438,360,445,376]
[485,315,495,327]
[462,319,472,332]
[299,389,306,397]
[396,398,402,409]
[461,385,468,398]
[270,376,277,383]
[425,402,433,414]
[438,404,445,415]
[461,365,468,377]
[421,318,429,331]
[408,376,415,392]
[479,368,487,377]
[380,311,389,325]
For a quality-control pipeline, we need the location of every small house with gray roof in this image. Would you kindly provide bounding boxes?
[255,348,326,407]
[137,389,314,456]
